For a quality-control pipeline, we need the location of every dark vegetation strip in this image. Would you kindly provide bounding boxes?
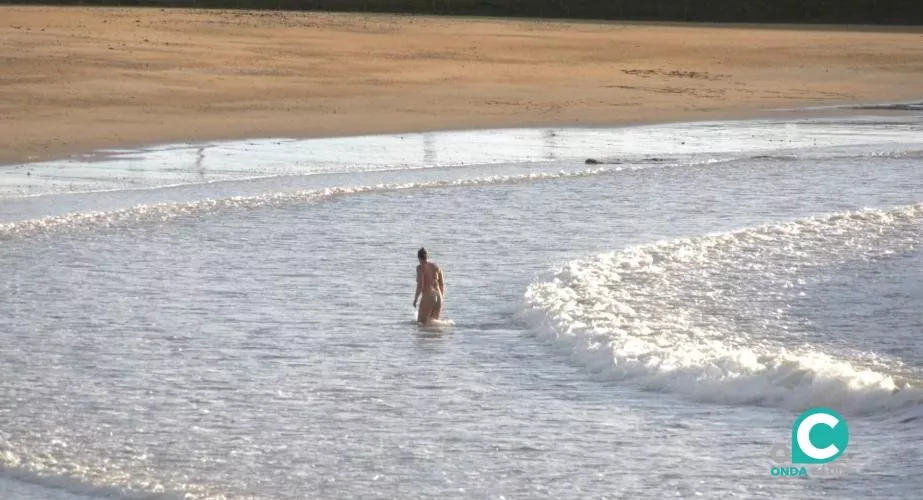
[4,0,923,25]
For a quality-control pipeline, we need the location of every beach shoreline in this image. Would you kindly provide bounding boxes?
[2,6,922,166]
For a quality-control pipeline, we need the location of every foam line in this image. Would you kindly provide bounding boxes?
[523,204,923,415]
[0,167,614,239]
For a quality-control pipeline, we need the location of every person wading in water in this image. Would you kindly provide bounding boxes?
[413,247,445,325]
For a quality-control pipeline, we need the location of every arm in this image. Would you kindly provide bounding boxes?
[413,265,422,307]
[437,267,445,296]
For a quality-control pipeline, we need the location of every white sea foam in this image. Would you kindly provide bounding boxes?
[419,319,456,329]
[0,167,615,239]
[523,204,923,415]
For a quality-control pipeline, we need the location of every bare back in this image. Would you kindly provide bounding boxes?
[418,261,442,292]
[415,260,444,324]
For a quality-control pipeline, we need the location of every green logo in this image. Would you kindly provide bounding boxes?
[791,407,849,464]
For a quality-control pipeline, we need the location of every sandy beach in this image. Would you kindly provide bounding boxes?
[2,6,922,165]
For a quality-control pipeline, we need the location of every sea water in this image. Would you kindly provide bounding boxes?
[1,114,922,499]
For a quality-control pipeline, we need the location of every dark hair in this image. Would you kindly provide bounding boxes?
[417,247,427,260]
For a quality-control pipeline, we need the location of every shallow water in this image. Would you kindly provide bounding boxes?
[1,115,922,499]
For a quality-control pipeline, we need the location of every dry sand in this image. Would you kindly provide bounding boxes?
[2,6,922,165]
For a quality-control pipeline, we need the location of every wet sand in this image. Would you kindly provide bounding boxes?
[2,6,922,165]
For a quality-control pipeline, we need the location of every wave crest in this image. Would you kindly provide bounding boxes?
[0,167,615,239]
[523,204,923,415]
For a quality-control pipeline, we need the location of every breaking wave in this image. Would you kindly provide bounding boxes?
[523,204,923,415]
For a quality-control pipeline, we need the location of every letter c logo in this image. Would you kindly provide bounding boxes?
[791,408,849,464]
